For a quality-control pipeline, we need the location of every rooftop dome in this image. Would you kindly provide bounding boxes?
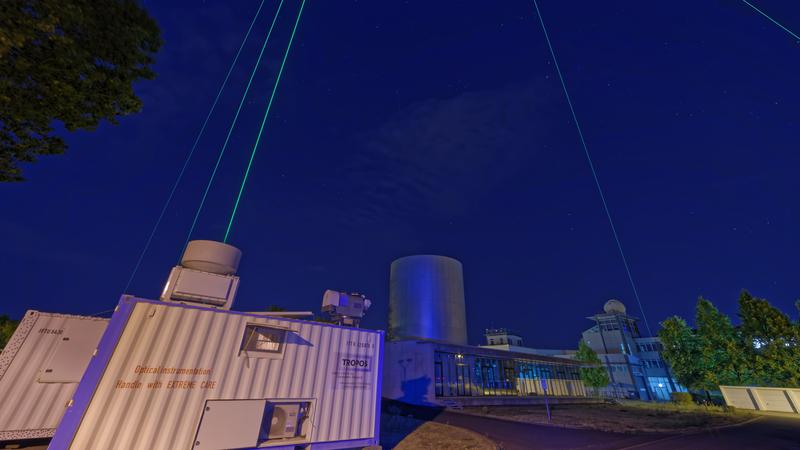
[603,299,627,314]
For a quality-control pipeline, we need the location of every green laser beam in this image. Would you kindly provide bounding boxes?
[530,0,652,336]
[740,0,800,42]
[223,0,307,243]
[124,0,267,293]
[183,0,286,255]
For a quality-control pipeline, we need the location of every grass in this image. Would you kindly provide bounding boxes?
[392,422,496,450]
[462,400,755,434]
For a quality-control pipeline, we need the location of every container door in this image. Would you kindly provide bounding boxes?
[193,399,267,450]
[38,320,107,383]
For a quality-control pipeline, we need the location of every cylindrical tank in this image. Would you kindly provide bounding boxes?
[181,240,242,275]
[389,255,468,345]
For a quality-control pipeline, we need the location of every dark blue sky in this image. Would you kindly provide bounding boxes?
[2,1,799,348]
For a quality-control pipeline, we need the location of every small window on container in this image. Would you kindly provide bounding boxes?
[241,325,286,354]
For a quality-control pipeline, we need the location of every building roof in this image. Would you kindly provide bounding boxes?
[484,328,522,337]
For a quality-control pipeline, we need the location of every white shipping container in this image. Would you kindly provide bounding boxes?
[0,311,108,442]
[50,296,384,450]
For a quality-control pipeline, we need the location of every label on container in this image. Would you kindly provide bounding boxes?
[332,353,373,390]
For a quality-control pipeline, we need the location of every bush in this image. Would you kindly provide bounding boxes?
[670,392,693,404]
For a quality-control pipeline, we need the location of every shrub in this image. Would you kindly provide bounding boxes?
[670,392,693,404]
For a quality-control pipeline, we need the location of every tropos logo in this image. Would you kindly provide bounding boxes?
[337,353,373,372]
[341,357,369,368]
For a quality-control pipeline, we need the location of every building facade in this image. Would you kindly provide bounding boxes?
[382,255,587,406]
[480,301,685,401]
[383,340,587,406]
[582,299,685,400]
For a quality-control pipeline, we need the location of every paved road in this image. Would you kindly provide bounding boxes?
[435,411,800,450]
[628,415,800,450]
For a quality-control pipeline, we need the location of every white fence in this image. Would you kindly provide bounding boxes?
[720,385,800,414]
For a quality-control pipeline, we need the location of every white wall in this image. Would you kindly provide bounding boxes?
[720,386,800,414]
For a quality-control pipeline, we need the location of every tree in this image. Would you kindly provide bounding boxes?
[575,340,610,395]
[661,291,800,391]
[0,0,162,181]
[0,315,19,349]
[694,297,752,387]
[738,290,800,387]
[796,299,800,336]
[659,316,704,391]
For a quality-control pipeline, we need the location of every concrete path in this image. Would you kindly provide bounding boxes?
[435,411,800,450]
[624,415,800,450]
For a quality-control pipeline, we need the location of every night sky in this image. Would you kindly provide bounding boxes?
[2,1,799,348]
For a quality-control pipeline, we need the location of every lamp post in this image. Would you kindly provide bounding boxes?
[541,378,551,423]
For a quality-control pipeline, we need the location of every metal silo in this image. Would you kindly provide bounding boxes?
[389,255,468,345]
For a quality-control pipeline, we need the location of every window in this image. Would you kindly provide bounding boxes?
[433,352,582,398]
[434,355,444,396]
[602,322,615,331]
[241,325,286,355]
[647,376,673,401]
[643,359,665,369]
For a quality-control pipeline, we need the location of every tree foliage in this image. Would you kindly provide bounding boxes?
[0,315,19,349]
[738,291,800,386]
[0,0,162,181]
[695,297,751,387]
[575,339,610,390]
[660,291,800,391]
[659,316,704,390]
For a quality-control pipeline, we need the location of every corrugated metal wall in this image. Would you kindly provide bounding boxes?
[69,301,383,449]
[0,311,108,441]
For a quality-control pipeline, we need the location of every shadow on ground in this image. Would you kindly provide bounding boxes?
[380,399,445,449]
